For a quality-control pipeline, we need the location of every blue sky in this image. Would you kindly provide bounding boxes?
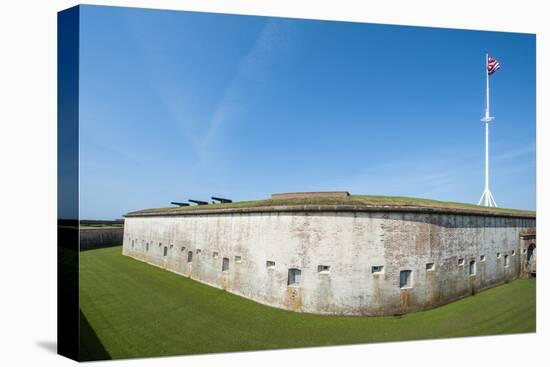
[77,5,536,219]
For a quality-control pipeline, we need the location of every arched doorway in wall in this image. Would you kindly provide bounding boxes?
[526,243,536,276]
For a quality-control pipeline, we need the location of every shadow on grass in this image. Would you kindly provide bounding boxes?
[80,243,121,252]
[80,310,111,361]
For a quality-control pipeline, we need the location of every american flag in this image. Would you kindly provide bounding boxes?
[487,56,501,75]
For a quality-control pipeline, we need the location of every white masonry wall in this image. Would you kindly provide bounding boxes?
[122,211,535,316]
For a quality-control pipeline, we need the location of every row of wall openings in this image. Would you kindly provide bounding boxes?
[281,264,427,286]
[461,251,514,267]
[471,254,511,274]
[497,252,512,267]
[138,241,174,252]
[264,262,330,274]
[132,239,258,268]
[219,256,242,272]
[181,249,242,270]
[457,252,512,273]
[135,239,518,290]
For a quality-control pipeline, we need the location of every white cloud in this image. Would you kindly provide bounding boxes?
[197,19,296,164]
[493,144,535,161]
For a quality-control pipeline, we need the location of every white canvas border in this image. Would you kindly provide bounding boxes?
[0,1,546,366]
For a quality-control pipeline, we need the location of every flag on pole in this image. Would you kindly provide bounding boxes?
[487,56,501,75]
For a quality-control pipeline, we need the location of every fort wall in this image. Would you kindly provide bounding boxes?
[123,210,535,315]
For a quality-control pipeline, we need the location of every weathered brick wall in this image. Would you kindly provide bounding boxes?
[80,228,123,250]
[122,211,534,315]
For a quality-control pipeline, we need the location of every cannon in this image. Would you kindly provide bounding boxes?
[211,196,232,204]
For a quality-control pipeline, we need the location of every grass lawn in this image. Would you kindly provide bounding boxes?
[80,246,536,361]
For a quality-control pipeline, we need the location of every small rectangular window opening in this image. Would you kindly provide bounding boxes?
[235,256,242,263]
[213,251,219,259]
[458,258,465,266]
[512,250,516,256]
[371,265,384,274]
[497,252,501,259]
[131,240,134,248]
[288,268,302,286]
[180,246,185,252]
[469,260,476,275]
[317,265,330,273]
[163,246,168,257]
[170,244,174,249]
[266,261,275,269]
[480,255,486,262]
[146,243,149,251]
[187,251,193,263]
[159,242,162,247]
[222,257,229,271]
[196,249,201,255]
[426,262,435,271]
[399,270,412,289]
[504,254,509,267]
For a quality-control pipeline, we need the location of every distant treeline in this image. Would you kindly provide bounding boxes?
[58,219,124,227]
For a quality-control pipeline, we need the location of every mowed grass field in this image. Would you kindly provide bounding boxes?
[80,246,536,361]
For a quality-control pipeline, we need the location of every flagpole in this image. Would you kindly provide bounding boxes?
[485,123,497,206]
[485,52,490,206]
[478,52,497,207]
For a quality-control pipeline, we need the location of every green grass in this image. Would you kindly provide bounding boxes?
[80,246,536,361]
[128,194,535,217]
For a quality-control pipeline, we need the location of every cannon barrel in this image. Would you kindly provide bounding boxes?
[211,196,232,203]
[171,202,190,207]
[189,199,208,205]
